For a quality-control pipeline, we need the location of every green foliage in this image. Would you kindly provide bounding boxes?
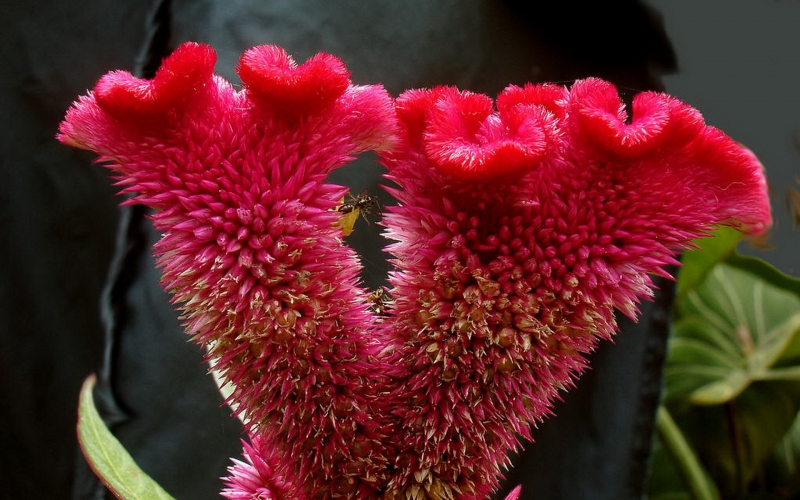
[78,375,176,500]
[650,229,800,499]
[653,406,721,500]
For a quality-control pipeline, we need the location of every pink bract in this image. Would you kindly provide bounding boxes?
[59,42,771,500]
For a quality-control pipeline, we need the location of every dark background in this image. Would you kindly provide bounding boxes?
[1,1,797,499]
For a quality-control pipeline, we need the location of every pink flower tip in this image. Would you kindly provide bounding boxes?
[237,45,350,117]
[94,41,216,124]
[503,486,523,500]
[570,77,705,156]
[397,86,558,182]
[221,436,288,500]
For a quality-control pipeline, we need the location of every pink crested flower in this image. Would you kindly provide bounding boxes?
[375,80,770,499]
[59,41,771,500]
[59,42,400,498]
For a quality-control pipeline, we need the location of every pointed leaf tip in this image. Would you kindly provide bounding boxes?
[78,375,176,500]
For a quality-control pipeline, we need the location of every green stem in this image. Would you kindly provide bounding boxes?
[656,406,721,500]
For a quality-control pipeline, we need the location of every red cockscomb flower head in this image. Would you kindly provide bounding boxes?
[59,42,399,498]
[59,41,771,500]
[375,79,770,499]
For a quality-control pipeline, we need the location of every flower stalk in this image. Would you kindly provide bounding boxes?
[59,42,771,499]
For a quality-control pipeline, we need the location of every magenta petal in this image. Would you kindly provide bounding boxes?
[568,77,704,157]
[95,42,216,124]
[503,486,522,500]
[497,82,569,121]
[423,88,552,181]
[237,44,350,117]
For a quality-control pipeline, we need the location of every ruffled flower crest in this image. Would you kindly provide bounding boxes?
[375,79,770,499]
[59,43,771,500]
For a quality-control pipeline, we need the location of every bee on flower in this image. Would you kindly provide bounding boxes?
[334,188,380,236]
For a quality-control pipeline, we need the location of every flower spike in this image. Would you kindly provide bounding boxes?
[59,43,771,500]
[60,42,398,499]
[376,77,771,498]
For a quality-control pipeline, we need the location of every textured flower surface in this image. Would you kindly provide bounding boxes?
[221,436,290,500]
[373,79,770,499]
[60,42,771,500]
[60,41,399,499]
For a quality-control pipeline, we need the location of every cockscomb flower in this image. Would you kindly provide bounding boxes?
[373,80,770,499]
[59,41,401,498]
[58,41,771,500]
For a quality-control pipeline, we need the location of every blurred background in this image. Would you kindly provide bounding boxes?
[1,1,797,498]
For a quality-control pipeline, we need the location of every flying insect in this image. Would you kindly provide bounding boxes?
[334,189,380,236]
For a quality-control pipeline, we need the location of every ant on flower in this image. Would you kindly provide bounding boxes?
[334,188,380,236]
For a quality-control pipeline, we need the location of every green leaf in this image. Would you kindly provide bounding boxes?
[750,312,800,372]
[664,329,739,404]
[666,257,800,494]
[78,375,176,500]
[727,251,800,299]
[763,413,800,497]
[684,313,800,404]
[688,369,750,405]
[726,383,800,489]
[757,365,800,381]
[677,226,743,298]
[668,264,800,405]
[671,383,800,496]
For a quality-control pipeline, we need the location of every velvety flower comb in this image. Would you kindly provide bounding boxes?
[59,42,770,500]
